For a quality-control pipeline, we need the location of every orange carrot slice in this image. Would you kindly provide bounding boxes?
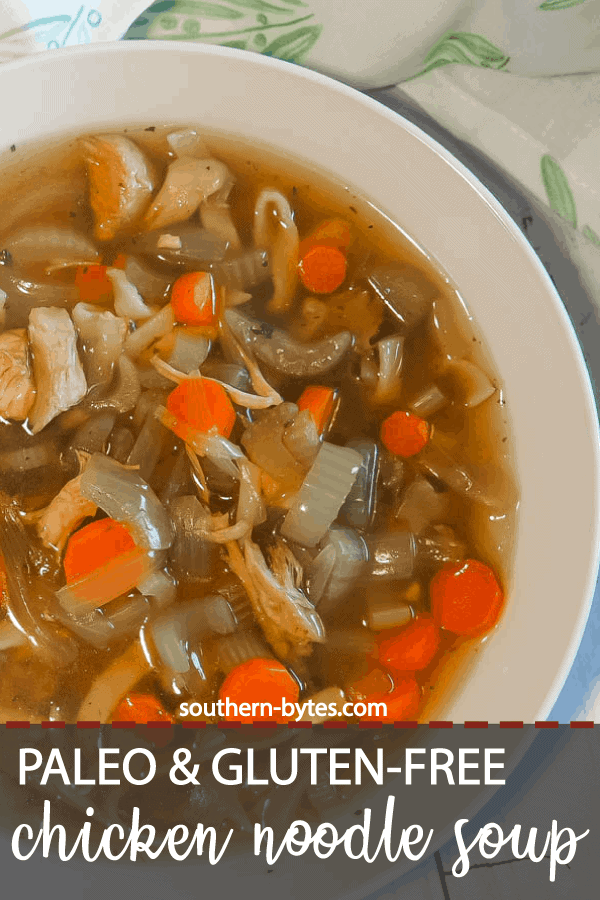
[377,615,441,673]
[298,217,352,258]
[380,410,429,458]
[430,558,504,637]
[64,518,136,584]
[299,245,347,294]
[219,658,299,722]
[170,271,218,326]
[297,385,338,434]
[166,377,236,440]
[113,693,172,723]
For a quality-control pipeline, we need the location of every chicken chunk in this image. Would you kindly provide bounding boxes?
[225,537,324,661]
[81,134,155,242]
[28,308,87,434]
[142,157,230,232]
[35,451,97,552]
[0,328,36,421]
[72,302,127,387]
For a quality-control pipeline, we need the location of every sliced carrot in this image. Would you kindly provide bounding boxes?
[299,245,347,295]
[430,558,504,637]
[166,377,236,440]
[298,218,352,258]
[170,271,218,326]
[219,657,299,722]
[297,385,338,434]
[377,615,441,673]
[380,410,429,458]
[74,255,126,304]
[113,693,172,723]
[64,518,136,584]
[59,547,152,614]
[75,265,112,304]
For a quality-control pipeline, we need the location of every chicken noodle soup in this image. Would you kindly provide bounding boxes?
[0,127,517,723]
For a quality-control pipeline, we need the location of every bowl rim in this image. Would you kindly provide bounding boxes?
[0,40,599,723]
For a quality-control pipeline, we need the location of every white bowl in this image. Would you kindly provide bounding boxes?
[1,41,598,723]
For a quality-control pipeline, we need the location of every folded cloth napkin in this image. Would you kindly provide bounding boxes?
[0,1,146,57]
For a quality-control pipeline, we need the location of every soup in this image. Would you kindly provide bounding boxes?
[0,127,517,724]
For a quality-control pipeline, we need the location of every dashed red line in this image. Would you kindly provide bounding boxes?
[0,720,595,728]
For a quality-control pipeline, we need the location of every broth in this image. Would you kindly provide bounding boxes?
[0,126,517,723]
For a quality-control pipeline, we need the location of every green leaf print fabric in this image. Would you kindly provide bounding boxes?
[0,0,600,283]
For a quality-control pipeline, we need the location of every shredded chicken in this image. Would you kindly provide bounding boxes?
[201,200,242,251]
[81,135,155,242]
[142,157,231,232]
[225,537,324,659]
[0,328,36,421]
[236,459,265,531]
[186,446,210,504]
[268,540,304,591]
[28,308,87,433]
[183,455,264,545]
[150,355,277,409]
[35,451,97,552]
[72,302,127,387]
[125,303,175,359]
[107,268,154,321]
[200,175,241,250]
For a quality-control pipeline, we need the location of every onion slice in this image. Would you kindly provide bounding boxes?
[306,527,368,615]
[72,302,127,387]
[253,189,298,313]
[281,443,362,547]
[57,547,158,616]
[3,225,99,272]
[79,452,174,550]
[444,358,496,408]
[107,268,154,321]
[124,303,174,359]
